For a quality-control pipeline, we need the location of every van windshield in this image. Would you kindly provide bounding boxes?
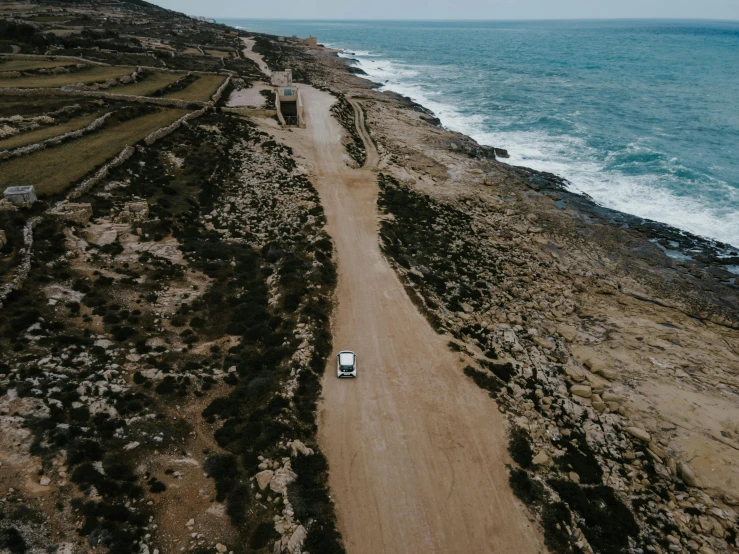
[340,365,354,371]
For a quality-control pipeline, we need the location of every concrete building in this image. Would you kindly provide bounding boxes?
[275,85,304,128]
[3,186,37,207]
[271,69,292,87]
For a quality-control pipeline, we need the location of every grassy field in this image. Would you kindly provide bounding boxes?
[0,108,190,196]
[0,110,107,151]
[165,74,225,102]
[0,65,134,88]
[0,59,83,72]
[108,71,184,96]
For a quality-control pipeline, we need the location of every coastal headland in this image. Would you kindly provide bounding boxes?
[0,2,737,554]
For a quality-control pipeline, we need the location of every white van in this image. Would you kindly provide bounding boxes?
[337,351,357,378]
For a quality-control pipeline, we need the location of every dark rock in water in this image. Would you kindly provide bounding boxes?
[347,66,368,76]
[420,114,442,126]
[494,148,510,158]
[515,164,739,286]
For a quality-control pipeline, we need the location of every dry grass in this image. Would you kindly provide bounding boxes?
[109,71,184,96]
[205,50,232,58]
[0,59,83,72]
[0,109,107,151]
[0,66,134,89]
[165,74,225,102]
[181,48,204,56]
[0,108,190,195]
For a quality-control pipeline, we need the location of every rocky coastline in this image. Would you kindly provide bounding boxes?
[288,42,739,553]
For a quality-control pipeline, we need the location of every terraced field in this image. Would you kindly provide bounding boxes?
[0,109,107,151]
[165,73,226,101]
[107,70,184,96]
[0,58,83,72]
[0,108,190,195]
[0,65,134,88]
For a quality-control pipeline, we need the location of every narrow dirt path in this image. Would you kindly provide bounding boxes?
[262,86,545,554]
[241,37,272,78]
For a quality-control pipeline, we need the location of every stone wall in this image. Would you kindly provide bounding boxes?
[68,108,206,199]
[0,53,109,66]
[143,108,205,145]
[67,146,136,200]
[0,216,41,309]
[211,75,231,104]
[0,87,204,109]
[0,111,114,161]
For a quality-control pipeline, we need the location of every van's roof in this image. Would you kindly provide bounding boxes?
[338,351,355,364]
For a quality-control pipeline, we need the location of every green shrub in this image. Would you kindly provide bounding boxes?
[549,479,639,554]
[508,428,534,469]
[0,528,26,554]
[541,501,573,553]
[509,468,544,505]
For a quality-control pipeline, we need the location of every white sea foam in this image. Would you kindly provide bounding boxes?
[344,49,739,249]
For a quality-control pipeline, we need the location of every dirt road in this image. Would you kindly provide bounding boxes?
[265,86,545,554]
[241,38,272,77]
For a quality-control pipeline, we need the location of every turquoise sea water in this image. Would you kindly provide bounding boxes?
[221,19,739,249]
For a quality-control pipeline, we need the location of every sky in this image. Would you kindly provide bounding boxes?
[149,0,739,21]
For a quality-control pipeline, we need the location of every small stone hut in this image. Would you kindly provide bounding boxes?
[3,185,37,206]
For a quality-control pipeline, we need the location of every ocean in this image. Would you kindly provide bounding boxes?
[220,18,739,251]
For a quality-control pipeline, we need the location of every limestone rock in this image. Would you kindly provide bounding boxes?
[565,365,586,382]
[626,427,651,443]
[256,469,274,490]
[532,451,550,466]
[570,384,592,398]
[287,525,306,553]
[288,440,314,457]
[533,335,555,351]
[269,466,297,495]
[678,461,699,487]
[215,544,227,553]
[557,324,577,342]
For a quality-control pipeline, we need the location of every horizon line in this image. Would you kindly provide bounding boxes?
[213,16,739,23]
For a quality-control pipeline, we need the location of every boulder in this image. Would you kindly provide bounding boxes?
[286,525,307,553]
[533,336,555,351]
[532,451,550,466]
[269,466,297,495]
[557,324,578,342]
[288,440,314,457]
[626,427,651,443]
[570,385,592,398]
[564,365,586,383]
[255,469,274,490]
[678,461,699,487]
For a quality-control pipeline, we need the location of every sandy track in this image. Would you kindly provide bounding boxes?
[241,38,272,77]
[267,86,545,554]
